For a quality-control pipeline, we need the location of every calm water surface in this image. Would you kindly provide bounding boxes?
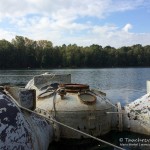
[0,68,148,105]
[0,68,150,150]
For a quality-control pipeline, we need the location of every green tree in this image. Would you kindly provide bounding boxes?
[0,40,15,68]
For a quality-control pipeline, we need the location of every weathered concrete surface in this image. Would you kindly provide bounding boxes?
[0,92,53,150]
[35,91,113,138]
[123,92,150,135]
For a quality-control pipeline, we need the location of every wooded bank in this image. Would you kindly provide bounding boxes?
[0,36,150,69]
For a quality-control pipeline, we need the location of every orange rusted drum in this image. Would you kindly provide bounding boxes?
[59,84,89,93]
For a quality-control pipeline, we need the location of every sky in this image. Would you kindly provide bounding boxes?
[0,0,150,48]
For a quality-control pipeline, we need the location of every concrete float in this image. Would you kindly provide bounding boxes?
[25,73,114,139]
[0,87,55,150]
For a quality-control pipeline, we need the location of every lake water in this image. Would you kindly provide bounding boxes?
[0,68,150,150]
[0,68,148,105]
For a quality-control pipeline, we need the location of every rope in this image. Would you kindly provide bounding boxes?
[5,90,125,150]
[0,75,34,77]
[99,94,118,109]
[90,90,118,109]
[53,90,57,118]
[106,112,124,114]
[0,73,56,77]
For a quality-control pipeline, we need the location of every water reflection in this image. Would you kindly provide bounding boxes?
[49,131,150,150]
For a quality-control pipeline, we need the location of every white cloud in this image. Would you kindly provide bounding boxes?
[0,0,146,18]
[0,0,35,19]
[109,0,145,12]
[0,0,150,48]
[122,23,133,32]
[0,28,16,41]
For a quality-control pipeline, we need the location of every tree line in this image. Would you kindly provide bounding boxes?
[0,36,150,69]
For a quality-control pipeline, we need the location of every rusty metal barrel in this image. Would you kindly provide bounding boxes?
[59,83,89,93]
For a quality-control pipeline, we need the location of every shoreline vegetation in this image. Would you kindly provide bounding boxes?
[0,36,150,69]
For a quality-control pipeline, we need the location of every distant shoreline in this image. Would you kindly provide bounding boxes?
[1,36,150,69]
[1,66,150,70]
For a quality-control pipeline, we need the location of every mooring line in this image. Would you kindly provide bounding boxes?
[0,75,34,76]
